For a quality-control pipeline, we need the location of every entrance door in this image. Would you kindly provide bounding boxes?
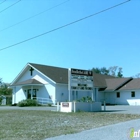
[27,89,37,99]
[27,89,31,99]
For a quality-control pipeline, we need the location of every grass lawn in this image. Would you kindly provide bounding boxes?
[0,110,140,140]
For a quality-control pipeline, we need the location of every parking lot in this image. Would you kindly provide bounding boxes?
[102,105,140,114]
[0,105,140,114]
[0,106,57,111]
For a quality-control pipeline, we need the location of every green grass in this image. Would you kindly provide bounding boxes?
[0,110,140,140]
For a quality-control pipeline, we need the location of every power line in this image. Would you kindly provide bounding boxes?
[0,0,6,5]
[0,0,21,14]
[0,0,70,32]
[0,0,130,52]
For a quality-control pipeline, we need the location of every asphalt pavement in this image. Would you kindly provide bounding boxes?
[46,119,140,140]
[0,106,57,111]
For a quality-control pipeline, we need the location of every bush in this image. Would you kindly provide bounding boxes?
[80,96,93,102]
[17,99,38,107]
[0,97,2,105]
[47,103,52,107]
[6,96,12,105]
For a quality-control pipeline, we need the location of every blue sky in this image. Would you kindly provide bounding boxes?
[0,0,140,83]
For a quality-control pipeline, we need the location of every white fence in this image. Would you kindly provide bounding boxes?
[34,97,57,105]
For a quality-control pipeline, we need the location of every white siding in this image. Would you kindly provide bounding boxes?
[98,91,105,103]
[16,67,54,84]
[55,84,68,102]
[12,66,57,104]
[104,90,140,105]
[116,90,140,105]
[14,86,26,103]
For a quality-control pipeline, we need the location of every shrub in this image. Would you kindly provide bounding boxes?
[6,96,12,105]
[80,96,93,102]
[47,103,52,107]
[17,99,38,107]
[0,97,2,105]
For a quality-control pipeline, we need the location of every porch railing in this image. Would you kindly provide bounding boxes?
[33,97,57,105]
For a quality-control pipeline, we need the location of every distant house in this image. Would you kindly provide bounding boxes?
[10,63,140,105]
[0,95,6,105]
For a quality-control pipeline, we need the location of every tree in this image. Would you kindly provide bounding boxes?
[92,66,123,77]
[0,78,2,86]
[92,67,109,75]
[0,84,12,96]
[117,67,123,78]
[133,73,140,78]
[92,67,101,74]
[0,78,12,96]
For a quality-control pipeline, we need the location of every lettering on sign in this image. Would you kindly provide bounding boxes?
[71,68,92,76]
[69,68,93,91]
[62,103,69,107]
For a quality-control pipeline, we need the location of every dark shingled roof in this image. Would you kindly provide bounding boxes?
[12,79,43,86]
[119,79,140,90]
[92,72,115,88]
[105,78,132,91]
[12,63,136,90]
[29,63,68,84]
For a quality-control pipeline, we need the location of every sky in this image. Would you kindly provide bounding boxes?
[0,0,140,83]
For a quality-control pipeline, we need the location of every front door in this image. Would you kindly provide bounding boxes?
[27,89,37,99]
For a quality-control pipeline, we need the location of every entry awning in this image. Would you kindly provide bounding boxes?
[11,79,44,86]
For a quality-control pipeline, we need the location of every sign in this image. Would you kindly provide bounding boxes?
[62,102,69,107]
[71,68,92,76]
[68,68,93,91]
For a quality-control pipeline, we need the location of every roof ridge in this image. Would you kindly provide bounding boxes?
[29,62,68,70]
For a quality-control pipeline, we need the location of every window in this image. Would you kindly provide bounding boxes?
[76,91,78,100]
[131,91,135,97]
[72,91,75,100]
[116,92,120,98]
[27,89,37,99]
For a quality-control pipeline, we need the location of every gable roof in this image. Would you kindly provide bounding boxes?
[118,79,140,90]
[29,63,68,84]
[92,72,115,88]
[12,79,43,86]
[11,62,138,91]
[105,78,133,91]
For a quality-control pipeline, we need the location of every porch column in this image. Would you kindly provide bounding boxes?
[91,91,94,101]
[31,86,33,99]
[95,88,98,102]
[14,87,16,104]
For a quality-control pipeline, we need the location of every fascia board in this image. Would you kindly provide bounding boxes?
[10,63,29,86]
[28,63,56,84]
[10,84,43,87]
[118,89,140,91]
